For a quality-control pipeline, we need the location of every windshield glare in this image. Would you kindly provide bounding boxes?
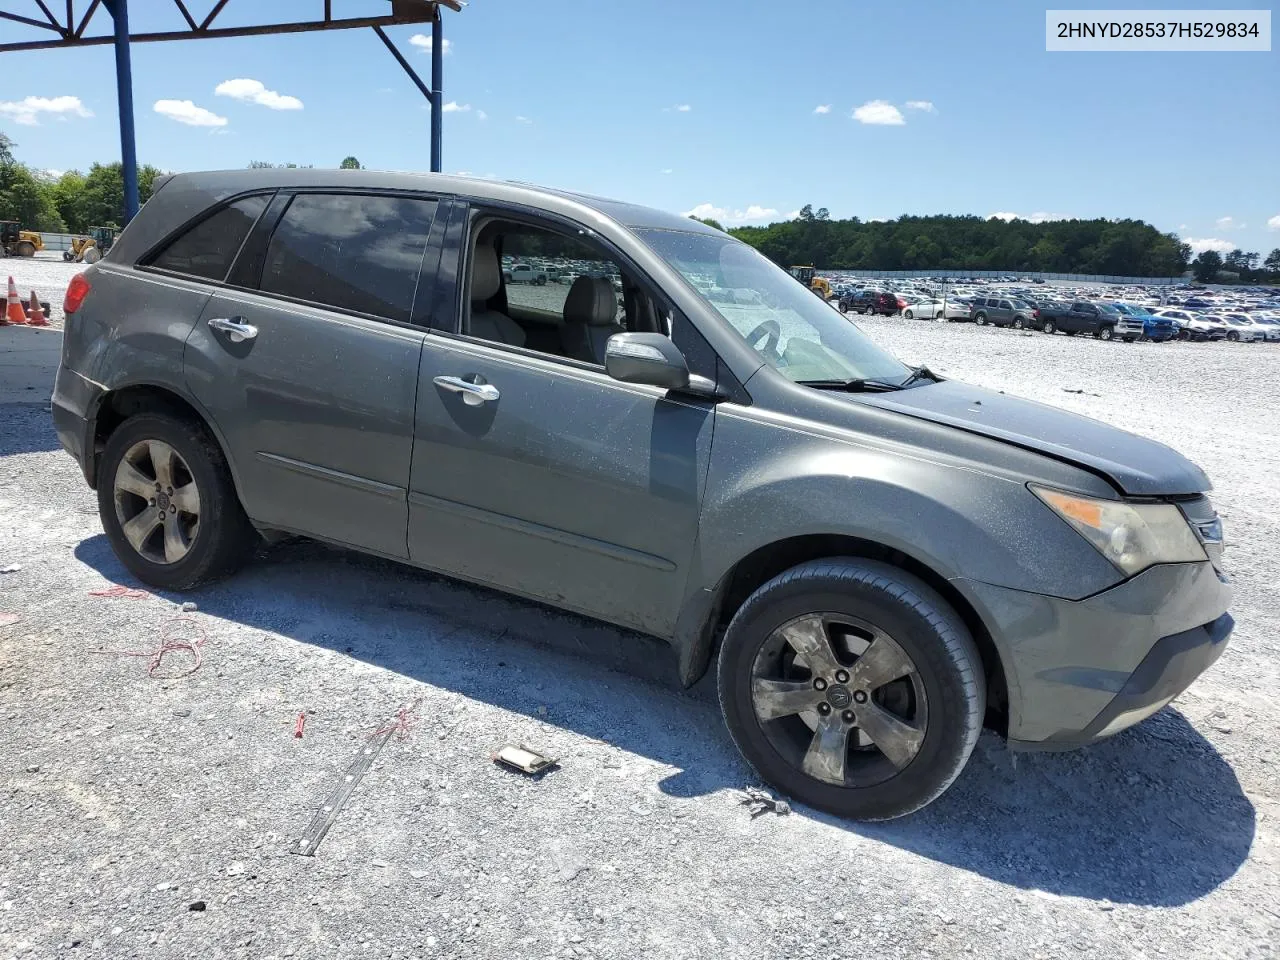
[636,229,910,384]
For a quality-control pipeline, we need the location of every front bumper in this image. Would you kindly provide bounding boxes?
[955,560,1232,747]
[51,363,103,486]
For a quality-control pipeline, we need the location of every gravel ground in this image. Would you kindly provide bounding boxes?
[1,319,1278,960]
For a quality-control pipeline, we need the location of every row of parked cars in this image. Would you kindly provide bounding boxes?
[834,284,1280,344]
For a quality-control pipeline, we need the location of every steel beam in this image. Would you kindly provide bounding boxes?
[430,12,442,172]
[103,0,139,222]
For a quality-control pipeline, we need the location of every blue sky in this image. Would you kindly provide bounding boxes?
[2,0,1277,255]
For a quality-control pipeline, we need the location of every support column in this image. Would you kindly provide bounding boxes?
[430,12,442,173]
[105,0,140,223]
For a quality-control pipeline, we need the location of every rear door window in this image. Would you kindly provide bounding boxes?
[149,195,270,281]
[260,193,438,323]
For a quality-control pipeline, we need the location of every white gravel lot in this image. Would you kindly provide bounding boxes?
[1,318,1277,960]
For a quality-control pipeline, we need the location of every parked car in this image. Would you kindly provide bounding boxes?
[1029,299,1072,333]
[969,296,1036,329]
[1155,309,1226,341]
[839,290,898,316]
[52,169,1233,822]
[1111,304,1177,342]
[1221,313,1269,342]
[1051,302,1144,341]
[505,263,548,285]
[901,299,949,320]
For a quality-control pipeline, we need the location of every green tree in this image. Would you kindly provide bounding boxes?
[0,132,14,167]
[688,215,724,231]
[339,156,362,170]
[1264,249,1280,275]
[1191,250,1222,283]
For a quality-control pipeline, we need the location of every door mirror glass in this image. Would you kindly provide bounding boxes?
[604,332,690,390]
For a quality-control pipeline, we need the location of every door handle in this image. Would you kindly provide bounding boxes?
[433,375,500,406]
[208,316,259,343]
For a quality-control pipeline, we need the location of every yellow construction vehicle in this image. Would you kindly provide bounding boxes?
[63,226,116,264]
[0,221,43,258]
[789,265,833,300]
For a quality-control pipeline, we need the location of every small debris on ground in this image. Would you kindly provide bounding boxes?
[0,563,21,574]
[493,743,558,776]
[88,585,148,600]
[0,612,21,628]
[180,601,198,612]
[293,711,307,738]
[739,786,791,818]
[188,901,206,912]
[1062,387,1102,397]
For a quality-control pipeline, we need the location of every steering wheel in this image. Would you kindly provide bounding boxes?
[745,319,781,360]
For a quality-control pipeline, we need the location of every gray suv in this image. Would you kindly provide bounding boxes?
[51,170,1232,820]
[969,296,1036,329]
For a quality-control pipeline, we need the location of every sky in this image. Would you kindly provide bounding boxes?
[2,0,1278,255]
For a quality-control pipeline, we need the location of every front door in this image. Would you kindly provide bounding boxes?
[183,191,441,558]
[405,212,714,637]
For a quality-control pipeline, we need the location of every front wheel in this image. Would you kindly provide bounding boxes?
[718,559,985,821]
[1227,332,1239,342]
[974,313,987,325]
[1012,318,1024,330]
[904,310,915,320]
[1097,326,1114,340]
[838,302,848,314]
[97,413,258,590]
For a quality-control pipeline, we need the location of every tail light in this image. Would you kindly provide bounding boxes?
[1033,309,1040,319]
[64,273,91,314]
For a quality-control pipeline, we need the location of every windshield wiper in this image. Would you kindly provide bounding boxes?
[798,378,904,393]
[899,365,942,388]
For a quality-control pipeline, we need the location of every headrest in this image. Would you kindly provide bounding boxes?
[471,242,501,301]
[565,276,617,327]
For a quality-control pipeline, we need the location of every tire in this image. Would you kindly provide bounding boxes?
[16,241,36,258]
[1042,319,1056,334]
[97,412,258,591]
[974,312,987,325]
[1227,332,1239,342]
[717,558,985,821]
[82,246,102,264]
[838,301,848,314]
[904,310,914,320]
[63,251,74,262]
[1012,317,1024,330]
[1097,326,1114,341]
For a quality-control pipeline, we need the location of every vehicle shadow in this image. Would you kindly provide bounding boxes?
[73,533,1255,907]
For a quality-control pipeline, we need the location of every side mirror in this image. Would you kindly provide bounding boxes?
[604,332,690,390]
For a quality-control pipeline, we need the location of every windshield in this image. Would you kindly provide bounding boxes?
[637,229,910,383]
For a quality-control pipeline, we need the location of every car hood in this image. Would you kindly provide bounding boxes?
[857,381,1210,496]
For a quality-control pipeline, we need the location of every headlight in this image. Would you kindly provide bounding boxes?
[1031,485,1207,576]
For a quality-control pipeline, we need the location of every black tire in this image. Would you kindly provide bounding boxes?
[838,301,848,314]
[717,558,985,821]
[974,312,987,325]
[1095,326,1113,340]
[1227,331,1239,342]
[1012,317,1024,330]
[1042,319,1056,334]
[97,412,258,591]
[16,241,36,258]
[904,310,914,320]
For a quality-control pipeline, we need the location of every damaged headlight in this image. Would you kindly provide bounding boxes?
[1031,485,1208,576]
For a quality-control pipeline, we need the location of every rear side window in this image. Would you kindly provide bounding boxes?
[260,193,437,323]
[150,195,269,281]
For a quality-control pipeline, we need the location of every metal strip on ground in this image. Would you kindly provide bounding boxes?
[290,727,396,857]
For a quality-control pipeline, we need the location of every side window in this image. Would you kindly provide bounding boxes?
[149,195,269,281]
[998,299,1012,310]
[260,193,437,323]
[465,218,654,367]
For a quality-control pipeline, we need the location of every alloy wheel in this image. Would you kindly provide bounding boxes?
[113,439,202,564]
[750,613,928,786]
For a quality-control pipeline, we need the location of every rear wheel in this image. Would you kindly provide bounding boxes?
[1042,319,1056,334]
[974,312,987,325]
[904,310,915,320]
[97,413,258,590]
[1227,331,1240,342]
[15,241,35,258]
[718,559,985,821]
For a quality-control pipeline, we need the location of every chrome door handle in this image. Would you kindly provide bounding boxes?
[433,375,500,406]
[208,316,259,343]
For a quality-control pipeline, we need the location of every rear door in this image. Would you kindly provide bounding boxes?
[183,191,443,558]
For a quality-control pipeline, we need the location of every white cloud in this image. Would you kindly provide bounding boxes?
[154,99,227,127]
[1213,215,1247,231]
[1268,214,1280,230]
[989,211,1019,222]
[214,78,302,110]
[905,100,935,112]
[813,104,831,114]
[683,202,779,224]
[852,100,905,125]
[0,95,92,126]
[409,34,452,55]
[476,110,488,121]
[515,115,533,124]
[1186,237,1235,255]
[660,168,673,174]
[442,101,470,113]
[989,211,1063,223]
[784,209,802,220]
[664,104,693,113]
[1178,223,1189,231]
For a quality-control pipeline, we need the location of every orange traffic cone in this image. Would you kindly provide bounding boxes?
[4,276,27,325]
[26,290,48,327]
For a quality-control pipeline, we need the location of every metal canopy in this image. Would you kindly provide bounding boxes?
[0,0,461,221]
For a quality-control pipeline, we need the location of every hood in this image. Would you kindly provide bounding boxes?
[858,381,1210,496]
